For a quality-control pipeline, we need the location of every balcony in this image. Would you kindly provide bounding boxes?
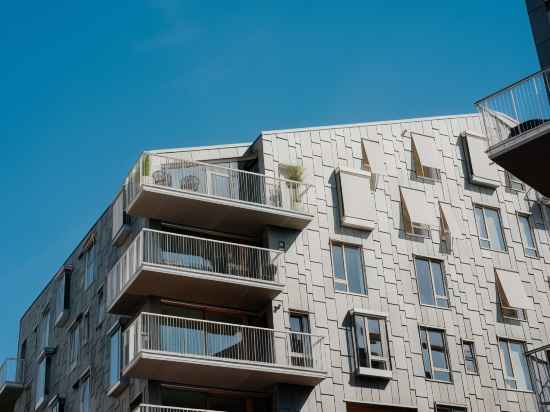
[107,229,284,315]
[476,69,550,196]
[124,154,314,237]
[135,406,220,412]
[0,358,24,411]
[122,313,326,391]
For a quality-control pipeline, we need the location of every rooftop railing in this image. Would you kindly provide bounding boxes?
[476,69,550,147]
[123,312,325,372]
[125,153,312,214]
[0,358,23,388]
[135,405,222,412]
[107,229,283,309]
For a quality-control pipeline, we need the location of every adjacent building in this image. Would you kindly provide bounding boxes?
[2,111,550,412]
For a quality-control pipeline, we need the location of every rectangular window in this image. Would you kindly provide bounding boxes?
[414,257,448,308]
[69,321,80,370]
[462,340,478,374]
[474,205,506,252]
[289,313,312,367]
[495,268,531,322]
[353,314,391,374]
[97,289,105,326]
[82,312,90,345]
[331,244,366,295]
[109,327,122,387]
[506,172,524,192]
[80,375,91,412]
[35,356,48,409]
[54,268,71,326]
[498,339,532,391]
[518,214,538,258]
[436,406,466,412]
[84,244,96,289]
[411,132,442,181]
[38,310,51,350]
[419,327,451,382]
[50,397,64,412]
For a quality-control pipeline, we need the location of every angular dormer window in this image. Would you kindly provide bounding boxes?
[462,132,499,188]
[335,167,376,231]
[400,187,433,238]
[411,132,442,181]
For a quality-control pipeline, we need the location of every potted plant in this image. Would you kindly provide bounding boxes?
[280,164,304,210]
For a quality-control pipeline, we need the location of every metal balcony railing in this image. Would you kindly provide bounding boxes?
[125,153,312,214]
[107,229,283,308]
[0,358,23,388]
[135,405,221,412]
[123,312,325,372]
[476,69,550,147]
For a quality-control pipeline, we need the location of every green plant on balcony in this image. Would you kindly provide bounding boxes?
[142,154,150,177]
[284,164,304,182]
[280,164,305,210]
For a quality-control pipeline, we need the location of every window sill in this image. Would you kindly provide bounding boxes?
[356,367,392,379]
[425,378,453,384]
[420,303,451,311]
[479,245,508,254]
[335,290,368,298]
[499,387,533,394]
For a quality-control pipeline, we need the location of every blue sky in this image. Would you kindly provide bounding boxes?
[0,1,538,360]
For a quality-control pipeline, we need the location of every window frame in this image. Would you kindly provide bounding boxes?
[414,256,449,309]
[506,172,525,192]
[351,312,391,377]
[473,205,507,252]
[411,141,441,182]
[289,312,312,368]
[419,326,452,383]
[35,355,49,410]
[97,287,105,327]
[496,280,528,322]
[38,309,51,352]
[80,374,91,412]
[435,405,467,412]
[54,268,71,327]
[461,339,478,375]
[68,319,81,371]
[109,326,122,389]
[330,242,367,295]
[498,338,533,392]
[84,243,96,290]
[517,213,539,258]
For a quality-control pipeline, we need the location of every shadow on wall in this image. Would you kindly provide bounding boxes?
[343,314,391,391]
[273,383,316,412]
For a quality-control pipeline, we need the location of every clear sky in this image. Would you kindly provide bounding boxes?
[0,1,539,360]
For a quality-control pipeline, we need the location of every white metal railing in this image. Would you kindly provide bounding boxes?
[476,69,550,147]
[125,153,312,214]
[123,312,324,372]
[107,229,283,308]
[135,405,222,412]
[0,358,23,388]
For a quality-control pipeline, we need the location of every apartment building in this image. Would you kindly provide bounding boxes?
[1,110,550,412]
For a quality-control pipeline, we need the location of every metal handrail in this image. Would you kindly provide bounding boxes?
[0,358,23,387]
[136,405,223,412]
[125,153,312,214]
[475,68,550,147]
[124,312,325,372]
[107,229,284,308]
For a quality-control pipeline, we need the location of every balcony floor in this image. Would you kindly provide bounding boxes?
[0,383,24,411]
[488,122,550,197]
[123,351,326,391]
[109,264,284,315]
[128,185,312,237]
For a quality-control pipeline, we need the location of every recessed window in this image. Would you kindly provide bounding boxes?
[419,327,451,382]
[352,312,391,378]
[84,244,96,289]
[109,327,122,388]
[38,310,51,351]
[35,356,48,409]
[50,397,64,412]
[361,139,384,175]
[97,289,105,326]
[414,257,449,308]
[462,340,478,374]
[80,375,91,412]
[474,205,506,252]
[69,320,81,370]
[400,187,433,238]
[82,312,90,346]
[411,132,442,181]
[54,267,71,326]
[518,214,538,258]
[436,406,467,412]
[331,243,367,295]
[498,339,532,391]
[289,313,312,367]
[506,172,524,192]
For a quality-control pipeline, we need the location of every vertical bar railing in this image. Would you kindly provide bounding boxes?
[476,69,550,147]
[136,405,223,412]
[107,229,284,308]
[123,313,324,372]
[125,153,312,214]
[0,358,23,388]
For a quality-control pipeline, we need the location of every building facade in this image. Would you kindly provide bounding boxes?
[526,0,550,69]
[2,112,550,412]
